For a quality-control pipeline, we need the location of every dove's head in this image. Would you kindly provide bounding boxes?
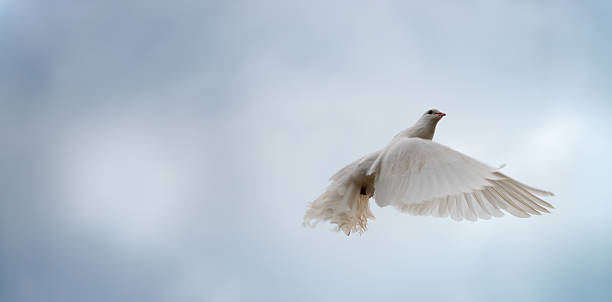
[422,108,446,121]
[396,109,446,140]
[410,108,445,139]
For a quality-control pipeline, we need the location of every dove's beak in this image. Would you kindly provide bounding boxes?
[436,112,446,117]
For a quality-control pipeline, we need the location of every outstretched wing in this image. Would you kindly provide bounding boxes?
[373,138,554,221]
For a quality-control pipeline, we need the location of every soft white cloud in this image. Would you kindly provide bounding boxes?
[58,125,189,244]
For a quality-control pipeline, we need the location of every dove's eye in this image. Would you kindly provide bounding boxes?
[427,110,433,114]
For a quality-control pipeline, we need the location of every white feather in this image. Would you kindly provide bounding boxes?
[304,109,554,235]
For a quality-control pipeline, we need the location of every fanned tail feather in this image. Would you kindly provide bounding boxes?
[303,180,374,235]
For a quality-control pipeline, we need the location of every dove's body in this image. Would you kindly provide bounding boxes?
[304,109,554,235]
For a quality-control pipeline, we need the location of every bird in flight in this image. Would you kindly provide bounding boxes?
[304,109,554,235]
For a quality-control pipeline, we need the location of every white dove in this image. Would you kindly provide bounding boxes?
[304,109,554,235]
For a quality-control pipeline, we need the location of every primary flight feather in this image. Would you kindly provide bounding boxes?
[304,109,554,235]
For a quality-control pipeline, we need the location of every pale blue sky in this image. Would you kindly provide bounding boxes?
[1,1,611,301]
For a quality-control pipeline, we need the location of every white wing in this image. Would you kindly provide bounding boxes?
[373,138,554,221]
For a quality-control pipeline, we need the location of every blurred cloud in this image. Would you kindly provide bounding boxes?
[1,0,612,301]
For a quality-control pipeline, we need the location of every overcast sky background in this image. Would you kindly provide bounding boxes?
[1,1,612,301]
